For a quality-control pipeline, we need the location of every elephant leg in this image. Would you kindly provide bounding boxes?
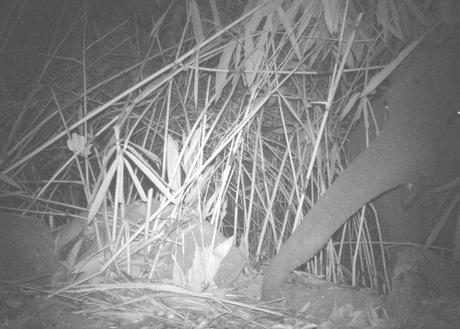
[261,132,413,299]
[261,35,460,300]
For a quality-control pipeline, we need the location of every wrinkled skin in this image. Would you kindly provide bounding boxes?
[261,31,460,300]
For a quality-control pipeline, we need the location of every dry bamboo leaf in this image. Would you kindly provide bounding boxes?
[387,0,404,40]
[203,187,220,218]
[323,0,339,35]
[276,6,301,60]
[242,0,280,58]
[439,0,454,24]
[88,152,120,222]
[148,2,170,39]
[244,0,282,18]
[189,0,204,44]
[297,0,320,40]
[0,172,20,189]
[306,39,323,66]
[194,55,199,108]
[342,33,358,68]
[215,41,236,100]
[376,0,390,41]
[187,246,208,291]
[184,166,213,206]
[326,13,361,107]
[362,97,370,134]
[255,14,272,48]
[165,134,181,192]
[124,149,174,202]
[454,208,460,261]
[185,235,234,292]
[425,192,460,248]
[329,143,342,178]
[55,219,87,251]
[245,14,271,86]
[115,153,125,202]
[172,255,186,287]
[212,235,234,263]
[181,123,204,175]
[123,158,148,202]
[209,0,221,27]
[286,0,309,18]
[405,0,430,27]
[431,175,460,193]
[360,37,422,97]
[207,236,234,282]
[126,144,161,167]
[340,92,360,121]
[243,20,259,85]
[64,237,83,271]
[73,252,105,283]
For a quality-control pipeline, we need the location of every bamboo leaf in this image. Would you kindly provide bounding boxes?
[360,37,422,97]
[323,0,339,34]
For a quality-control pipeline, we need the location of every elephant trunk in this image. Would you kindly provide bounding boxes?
[261,130,413,300]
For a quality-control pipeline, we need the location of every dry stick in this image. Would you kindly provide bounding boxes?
[4,37,192,160]
[0,0,25,57]
[4,5,82,160]
[290,14,362,235]
[50,3,271,295]
[3,2,266,175]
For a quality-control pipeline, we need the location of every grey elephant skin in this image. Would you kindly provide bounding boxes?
[0,214,57,282]
[261,32,460,300]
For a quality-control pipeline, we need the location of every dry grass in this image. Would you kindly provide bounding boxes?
[0,0,453,326]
